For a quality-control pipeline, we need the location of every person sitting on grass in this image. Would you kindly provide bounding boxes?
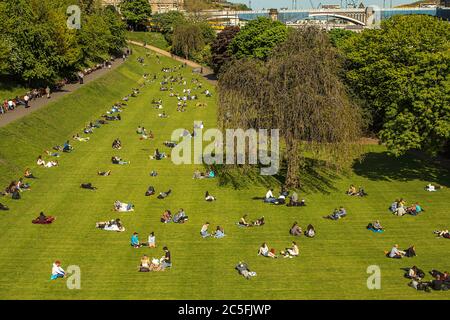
[193,169,203,179]
[346,184,357,196]
[264,189,277,204]
[160,210,172,223]
[36,155,46,166]
[0,203,9,211]
[290,222,302,236]
[17,178,31,191]
[324,207,347,220]
[98,170,111,176]
[213,226,225,239]
[287,192,306,207]
[357,186,367,197]
[407,202,423,216]
[136,126,143,134]
[281,241,299,258]
[112,138,122,150]
[200,222,210,238]
[205,191,216,202]
[434,230,450,239]
[145,186,155,196]
[173,209,188,223]
[150,170,158,177]
[386,244,416,259]
[32,212,55,224]
[151,148,166,160]
[367,220,384,232]
[96,218,124,232]
[161,247,172,269]
[51,260,65,280]
[80,183,97,190]
[111,156,129,165]
[131,232,144,248]
[157,189,171,199]
[139,255,151,272]
[391,198,406,216]
[148,232,156,248]
[258,243,277,258]
[24,168,36,179]
[114,200,134,212]
[62,140,73,153]
[235,262,256,280]
[305,224,316,238]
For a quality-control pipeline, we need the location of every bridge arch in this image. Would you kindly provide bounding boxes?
[307,13,366,26]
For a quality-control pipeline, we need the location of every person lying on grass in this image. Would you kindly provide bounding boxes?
[238,215,251,227]
[111,156,129,165]
[150,148,166,160]
[367,220,384,232]
[252,216,265,226]
[63,140,73,152]
[157,189,171,199]
[51,260,65,280]
[346,185,367,197]
[430,270,450,284]
[37,156,58,168]
[173,209,188,223]
[205,191,216,202]
[16,178,31,191]
[32,212,55,224]
[24,168,36,179]
[158,111,168,118]
[434,230,450,239]
[96,218,124,232]
[45,150,60,157]
[148,232,156,248]
[112,138,122,150]
[404,266,425,280]
[200,222,211,238]
[425,183,443,192]
[213,226,225,239]
[281,241,299,258]
[98,170,111,176]
[81,183,97,190]
[163,141,177,148]
[258,243,277,258]
[0,203,9,211]
[235,262,256,280]
[290,222,302,236]
[323,207,347,220]
[114,200,134,212]
[160,210,172,223]
[264,189,277,204]
[386,244,416,259]
[73,134,90,142]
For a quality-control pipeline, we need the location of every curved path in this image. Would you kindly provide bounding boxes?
[0,58,124,128]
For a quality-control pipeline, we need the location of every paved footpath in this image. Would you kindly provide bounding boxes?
[0,58,124,128]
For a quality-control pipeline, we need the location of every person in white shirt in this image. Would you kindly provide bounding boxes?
[283,241,299,258]
[51,260,65,280]
[264,189,277,203]
[388,244,404,259]
[258,243,277,258]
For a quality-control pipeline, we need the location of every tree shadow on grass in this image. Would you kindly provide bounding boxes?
[353,151,450,187]
[215,157,340,194]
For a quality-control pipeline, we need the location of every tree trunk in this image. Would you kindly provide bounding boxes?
[285,136,300,188]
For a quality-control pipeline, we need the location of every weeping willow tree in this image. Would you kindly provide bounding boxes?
[218,26,364,188]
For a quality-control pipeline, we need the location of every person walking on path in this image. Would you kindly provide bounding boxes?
[78,71,84,84]
[45,86,51,99]
[24,93,30,108]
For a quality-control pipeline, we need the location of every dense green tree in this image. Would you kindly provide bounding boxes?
[340,15,450,156]
[211,26,240,74]
[172,23,206,59]
[228,17,288,61]
[120,0,152,31]
[152,11,186,44]
[219,27,363,187]
[328,28,355,48]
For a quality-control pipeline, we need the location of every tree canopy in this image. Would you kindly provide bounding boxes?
[228,17,288,61]
[119,0,152,31]
[340,15,450,156]
[211,26,240,74]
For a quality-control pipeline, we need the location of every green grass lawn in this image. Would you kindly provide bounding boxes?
[0,45,449,300]
[126,31,169,50]
[0,78,29,100]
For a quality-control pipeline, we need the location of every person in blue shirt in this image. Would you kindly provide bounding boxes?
[131,232,141,248]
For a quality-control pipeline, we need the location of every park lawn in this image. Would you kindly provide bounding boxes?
[0,45,449,300]
[126,31,169,50]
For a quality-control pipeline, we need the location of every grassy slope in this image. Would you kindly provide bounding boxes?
[125,31,169,50]
[0,79,29,101]
[0,45,449,300]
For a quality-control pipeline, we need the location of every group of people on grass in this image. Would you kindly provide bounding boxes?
[389,199,423,216]
[258,241,299,259]
[405,266,450,292]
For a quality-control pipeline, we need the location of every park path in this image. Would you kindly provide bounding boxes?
[0,58,125,128]
[127,40,217,85]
